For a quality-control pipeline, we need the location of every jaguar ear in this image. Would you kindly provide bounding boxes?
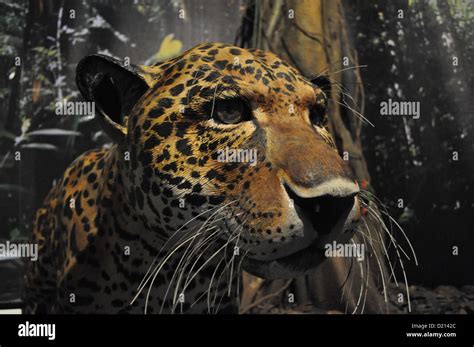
[76,54,153,145]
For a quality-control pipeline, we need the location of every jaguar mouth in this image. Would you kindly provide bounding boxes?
[243,183,358,279]
[243,238,327,279]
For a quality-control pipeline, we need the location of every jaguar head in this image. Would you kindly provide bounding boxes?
[76,42,360,280]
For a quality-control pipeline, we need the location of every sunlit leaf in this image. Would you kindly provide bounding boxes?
[20,118,31,135]
[26,129,81,136]
[20,143,58,150]
[144,34,183,65]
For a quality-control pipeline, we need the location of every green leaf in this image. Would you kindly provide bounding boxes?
[9,228,21,240]
[0,130,16,140]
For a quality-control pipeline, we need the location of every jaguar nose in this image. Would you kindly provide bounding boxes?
[284,178,359,236]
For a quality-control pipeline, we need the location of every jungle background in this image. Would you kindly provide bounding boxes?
[0,0,472,313]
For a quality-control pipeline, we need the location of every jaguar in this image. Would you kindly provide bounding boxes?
[24,42,373,314]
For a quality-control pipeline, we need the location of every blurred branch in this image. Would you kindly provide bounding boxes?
[54,1,64,101]
[240,279,292,314]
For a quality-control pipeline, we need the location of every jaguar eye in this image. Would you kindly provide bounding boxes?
[212,98,251,124]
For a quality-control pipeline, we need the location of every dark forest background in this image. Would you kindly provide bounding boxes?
[0,0,472,303]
